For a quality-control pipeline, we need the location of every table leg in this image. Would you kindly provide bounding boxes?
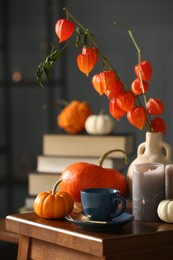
[17,235,30,260]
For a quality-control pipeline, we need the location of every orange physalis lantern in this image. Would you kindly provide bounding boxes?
[92,74,104,95]
[134,60,152,81]
[99,71,118,92]
[131,78,149,95]
[116,91,135,112]
[109,98,126,120]
[77,53,96,76]
[147,98,164,115]
[127,107,147,130]
[151,117,166,135]
[55,19,75,43]
[105,79,123,99]
[82,47,98,63]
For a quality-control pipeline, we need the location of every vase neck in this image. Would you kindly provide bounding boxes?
[146,132,162,142]
[145,132,162,152]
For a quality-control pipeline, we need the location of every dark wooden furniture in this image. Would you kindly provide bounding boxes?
[5,212,173,260]
[0,219,19,244]
[0,218,19,260]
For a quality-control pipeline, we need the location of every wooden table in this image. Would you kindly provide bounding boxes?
[0,218,19,260]
[0,218,19,244]
[5,212,173,260]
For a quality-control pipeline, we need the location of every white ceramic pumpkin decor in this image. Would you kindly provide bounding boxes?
[85,112,115,135]
[157,200,173,223]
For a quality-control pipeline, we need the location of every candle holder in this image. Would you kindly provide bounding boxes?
[132,162,165,221]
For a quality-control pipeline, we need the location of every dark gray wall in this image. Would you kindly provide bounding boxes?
[1,0,173,216]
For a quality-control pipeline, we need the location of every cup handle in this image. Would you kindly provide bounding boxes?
[111,196,126,219]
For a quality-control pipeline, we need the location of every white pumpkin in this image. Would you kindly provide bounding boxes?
[157,199,173,223]
[85,113,115,135]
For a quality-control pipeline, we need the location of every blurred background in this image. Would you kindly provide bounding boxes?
[0,0,173,219]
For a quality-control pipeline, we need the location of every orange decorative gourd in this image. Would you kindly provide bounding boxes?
[60,149,128,203]
[34,179,74,219]
[57,100,92,134]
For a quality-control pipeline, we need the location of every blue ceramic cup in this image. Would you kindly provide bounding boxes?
[81,188,126,221]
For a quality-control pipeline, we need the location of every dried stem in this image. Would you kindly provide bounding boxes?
[114,21,153,132]
[64,8,120,78]
[36,8,154,132]
[98,149,128,167]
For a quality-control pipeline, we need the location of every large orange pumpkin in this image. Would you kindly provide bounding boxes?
[60,149,128,203]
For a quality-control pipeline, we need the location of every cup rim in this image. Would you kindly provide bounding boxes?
[81,188,120,194]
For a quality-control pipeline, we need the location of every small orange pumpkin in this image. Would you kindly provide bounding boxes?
[34,179,74,219]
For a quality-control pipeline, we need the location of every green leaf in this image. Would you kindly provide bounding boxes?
[36,44,64,87]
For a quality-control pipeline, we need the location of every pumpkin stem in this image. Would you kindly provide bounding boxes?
[52,179,62,195]
[99,108,105,115]
[98,149,128,167]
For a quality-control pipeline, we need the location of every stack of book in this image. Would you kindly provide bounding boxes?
[20,133,134,213]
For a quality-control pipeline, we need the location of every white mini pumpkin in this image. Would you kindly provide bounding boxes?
[85,113,115,135]
[157,199,173,223]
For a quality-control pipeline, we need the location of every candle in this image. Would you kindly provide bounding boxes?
[132,163,165,221]
[165,164,173,199]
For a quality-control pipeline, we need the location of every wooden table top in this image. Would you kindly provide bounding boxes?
[5,212,173,258]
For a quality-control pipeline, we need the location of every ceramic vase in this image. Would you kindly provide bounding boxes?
[127,132,173,196]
